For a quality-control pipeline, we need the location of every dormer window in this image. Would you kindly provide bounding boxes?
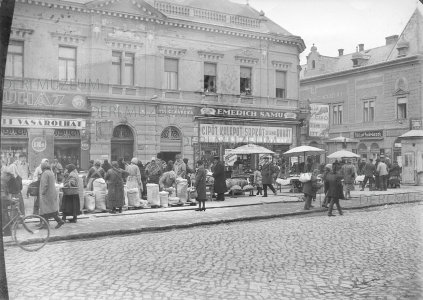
[352,59,358,67]
[397,40,409,57]
[312,60,316,69]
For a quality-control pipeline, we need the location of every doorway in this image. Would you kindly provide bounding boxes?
[160,126,182,163]
[111,125,134,163]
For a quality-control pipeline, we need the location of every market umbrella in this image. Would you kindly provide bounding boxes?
[229,144,275,154]
[282,145,326,162]
[327,149,360,159]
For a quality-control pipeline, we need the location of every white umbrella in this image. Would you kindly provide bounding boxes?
[283,145,326,161]
[327,149,360,159]
[229,144,274,155]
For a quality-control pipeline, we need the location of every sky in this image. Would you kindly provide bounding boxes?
[231,0,421,64]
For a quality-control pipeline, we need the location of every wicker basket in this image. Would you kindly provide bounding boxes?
[61,187,79,195]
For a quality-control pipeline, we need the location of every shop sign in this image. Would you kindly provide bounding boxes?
[411,119,422,130]
[91,104,195,119]
[2,117,86,129]
[224,149,237,166]
[308,104,330,138]
[354,130,383,139]
[198,107,298,120]
[81,140,90,151]
[200,124,293,144]
[32,137,47,152]
[394,143,401,148]
[2,90,87,111]
[300,82,348,103]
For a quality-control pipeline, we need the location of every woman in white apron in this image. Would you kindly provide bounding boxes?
[126,158,143,197]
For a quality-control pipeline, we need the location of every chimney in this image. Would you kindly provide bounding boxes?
[338,49,344,56]
[358,44,364,52]
[385,35,399,45]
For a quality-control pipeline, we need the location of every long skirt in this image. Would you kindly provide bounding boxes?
[61,194,81,217]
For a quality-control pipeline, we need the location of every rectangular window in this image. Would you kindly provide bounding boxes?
[5,41,23,77]
[204,63,217,93]
[165,58,178,90]
[275,71,286,98]
[124,53,134,86]
[59,46,76,81]
[397,98,407,119]
[363,100,374,122]
[240,67,252,96]
[333,104,343,124]
[111,51,121,85]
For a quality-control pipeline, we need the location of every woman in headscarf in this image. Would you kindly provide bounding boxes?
[146,157,162,184]
[125,158,143,197]
[302,169,320,210]
[159,162,177,191]
[101,159,112,173]
[61,164,81,223]
[40,161,64,229]
[105,161,129,213]
[86,160,105,191]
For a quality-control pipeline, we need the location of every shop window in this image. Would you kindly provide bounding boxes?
[397,97,407,119]
[59,46,76,81]
[275,71,286,98]
[111,52,134,86]
[54,129,81,170]
[1,128,28,166]
[240,67,252,96]
[5,41,23,78]
[204,63,217,93]
[165,58,178,90]
[333,104,343,124]
[363,100,374,122]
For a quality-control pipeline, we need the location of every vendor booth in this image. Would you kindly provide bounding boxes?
[399,130,423,185]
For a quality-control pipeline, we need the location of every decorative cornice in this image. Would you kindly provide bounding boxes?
[158,46,187,57]
[198,51,224,61]
[235,56,258,65]
[272,60,292,70]
[10,27,34,38]
[105,37,143,50]
[50,32,86,44]
[392,88,410,96]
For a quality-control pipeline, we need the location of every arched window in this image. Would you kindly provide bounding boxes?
[358,143,367,153]
[312,60,316,69]
[160,126,181,140]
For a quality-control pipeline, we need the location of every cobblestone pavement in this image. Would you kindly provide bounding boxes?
[5,203,423,300]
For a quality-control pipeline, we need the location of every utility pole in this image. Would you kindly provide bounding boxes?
[0,0,16,299]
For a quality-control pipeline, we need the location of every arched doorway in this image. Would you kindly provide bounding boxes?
[358,143,367,159]
[111,125,134,163]
[160,126,182,162]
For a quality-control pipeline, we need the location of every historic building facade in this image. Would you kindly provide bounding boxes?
[2,0,305,170]
[300,8,423,169]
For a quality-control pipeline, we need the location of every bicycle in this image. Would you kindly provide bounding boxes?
[2,198,50,251]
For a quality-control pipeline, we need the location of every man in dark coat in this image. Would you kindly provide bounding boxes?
[261,156,277,197]
[212,156,227,201]
[361,158,376,191]
[325,167,344,217]
[194,160,207,211]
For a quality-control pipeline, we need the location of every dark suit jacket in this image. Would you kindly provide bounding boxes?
[212,161,227,193]
[324,172,345,199]
[363,162,376,177]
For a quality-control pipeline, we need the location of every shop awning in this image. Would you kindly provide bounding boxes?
[326,136,360,143]
[399,130,423,138]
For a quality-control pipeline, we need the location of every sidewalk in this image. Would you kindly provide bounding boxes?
[5,185,423,246]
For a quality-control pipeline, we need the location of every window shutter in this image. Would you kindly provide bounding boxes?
[276,71,286,88]
[165,58,178,72]
[240,67,251,78]
[204,63,216,76]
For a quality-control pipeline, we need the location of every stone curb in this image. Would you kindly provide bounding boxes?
[6,199,421,248]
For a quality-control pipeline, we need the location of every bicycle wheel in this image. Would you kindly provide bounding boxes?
[13,215,50,251]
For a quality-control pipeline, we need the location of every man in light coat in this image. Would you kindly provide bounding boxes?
[376,158,389,191]
[40,161,64,229]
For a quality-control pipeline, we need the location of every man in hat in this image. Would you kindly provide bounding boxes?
[212,156,227,201]
[361,158,376,191]
[339,158,356,199]
[261,156,277,197]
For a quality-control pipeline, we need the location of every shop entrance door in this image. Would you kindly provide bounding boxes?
[111,125,134,162]
[162,152,180,163]
[402,152,415,184]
